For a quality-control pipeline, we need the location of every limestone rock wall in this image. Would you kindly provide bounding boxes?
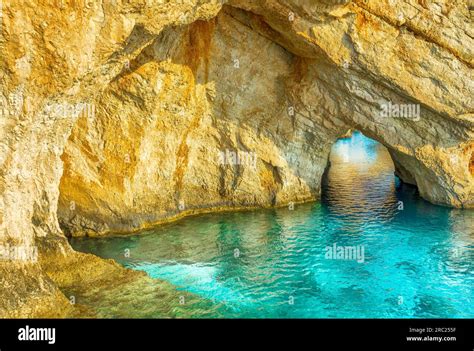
[227,0,474,206]
[0,0,472,316]
[0,0,225,317]
[58,7,348,236]
[58,0,474,237]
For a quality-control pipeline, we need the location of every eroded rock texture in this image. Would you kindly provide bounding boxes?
[0,0,472,316]
[0,0,225,317]
[58,8,344,236]
[58,0,474,237]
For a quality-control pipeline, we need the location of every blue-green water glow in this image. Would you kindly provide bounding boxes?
[70,132,474,318]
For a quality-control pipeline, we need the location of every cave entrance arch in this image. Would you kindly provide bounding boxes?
[321,130,411,215]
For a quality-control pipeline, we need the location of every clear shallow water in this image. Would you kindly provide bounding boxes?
[71,132,474,318]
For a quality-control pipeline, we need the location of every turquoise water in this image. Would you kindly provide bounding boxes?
[70,132,474,318]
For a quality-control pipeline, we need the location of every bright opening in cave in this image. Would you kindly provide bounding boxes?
[321,130,403,216]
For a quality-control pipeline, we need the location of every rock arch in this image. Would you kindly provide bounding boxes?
[0,0,472,316]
